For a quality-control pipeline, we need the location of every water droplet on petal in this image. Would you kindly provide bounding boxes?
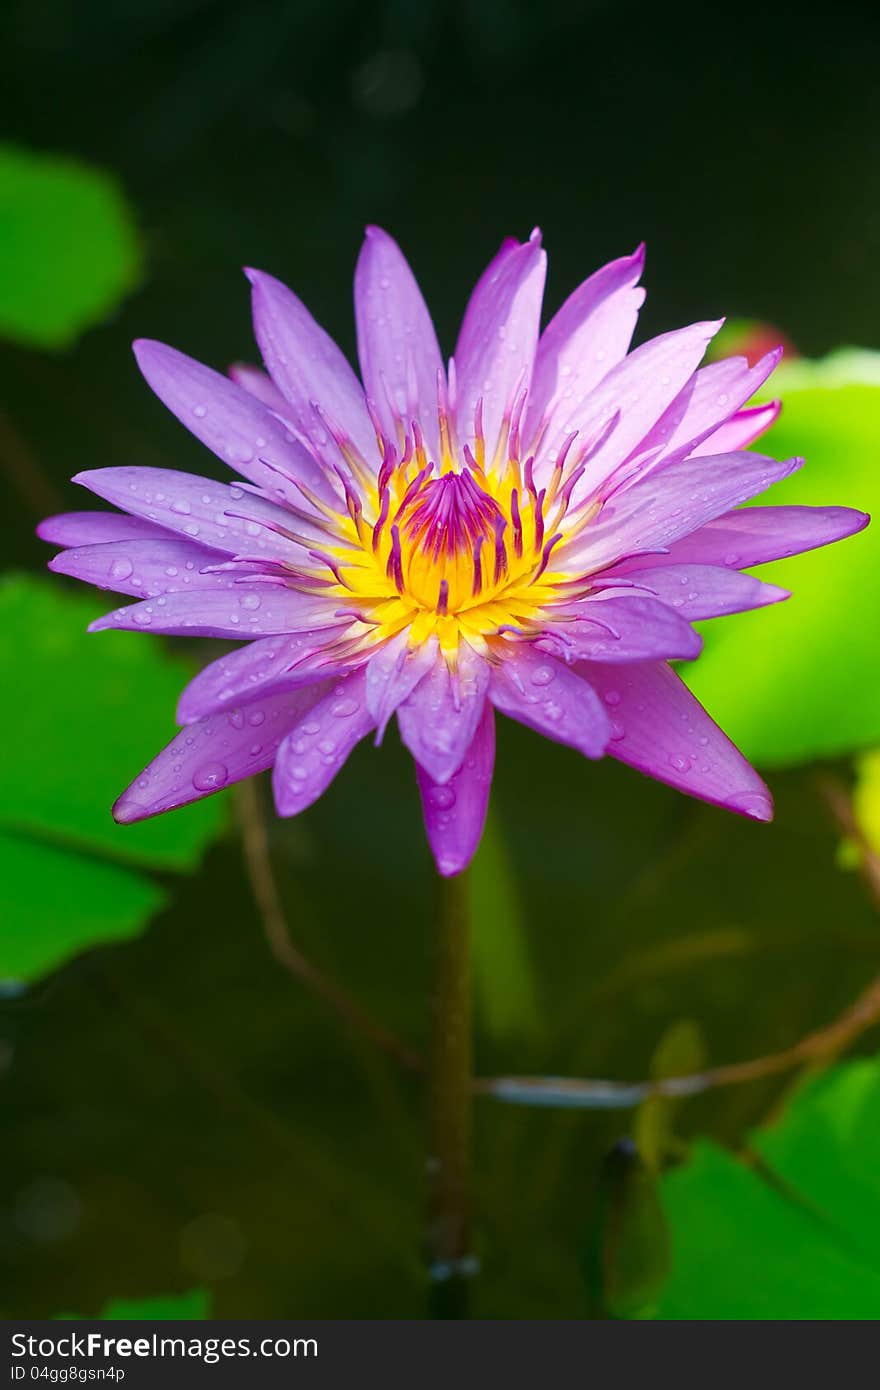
[171,498,192,515]
[192,761,228,791]
[240,594,261,611]
[331,698,358,718]
[530,665,556,687]
[110,558,133,581]
[428,785,456,810]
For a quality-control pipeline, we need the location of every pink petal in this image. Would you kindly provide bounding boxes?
[417,701,495,877]
[578,660,773,820]
[176,630,351,723]
[273,669,375,816]
[365,630,439,740]
[540,320,723,495]
[73,466,309,561]
[598,563,788,619]
[113,685,331,824]
[38,511,168,547]
[133,339,337,507]
[541,594,702,662]
[577,451,801,571]
[354,226,445,455]
[525,245,645,453]
[397,644,490,785]
[227,362,290,414]
[49,538,229,598]
[489,646,610,757]
[691,400,781,456]
[88,585,339,638]
[246,268,376,468]
[619,350,781,481]
[653,504,870,569]
[454,233,547,463]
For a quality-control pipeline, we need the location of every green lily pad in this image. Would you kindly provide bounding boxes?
[654,1055,880,1319]
[59,1288,210,1320]
[684,351,879,766]
[0,576,225,982]
[0,145,141,350]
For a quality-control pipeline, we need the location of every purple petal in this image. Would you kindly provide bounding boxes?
[691,400,781,456]
[365,631,439,740]
[620,350,781,480]
[417,701,495,877]
[246,268,376,468]
[397,643,490,784]
[489,646,611,757]
[654,504,870,569]
[541,320,722,494]
[578,660,773,820]
[354,226,445,455]
[48,537,228,598]
[89,585,340,638]
[227,362,290,414]
[176,631,351,723]
[72,466,309,561]
[273,669,374,816]
[597,563,789,619]
[133,339,337,507]
[525,245,645,453]
[541,594,702,662]
[455,233,547,462]
[38,511,169,547]
[113,685,331,824]
[577,451,802,570]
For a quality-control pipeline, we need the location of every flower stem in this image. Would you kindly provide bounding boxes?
[426,868,474,1318]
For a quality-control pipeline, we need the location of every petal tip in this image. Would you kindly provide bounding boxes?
[726,789,774,822]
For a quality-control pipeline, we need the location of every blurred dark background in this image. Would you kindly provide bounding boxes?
[1,0,879,1320]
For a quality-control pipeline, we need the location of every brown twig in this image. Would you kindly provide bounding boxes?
[235,778,423,1072]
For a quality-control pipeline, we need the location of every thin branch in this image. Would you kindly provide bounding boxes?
[235,778,423,1072]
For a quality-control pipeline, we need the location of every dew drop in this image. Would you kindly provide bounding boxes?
[227,709,245,730]
[603,689,621,706]
[248,710,266,727]
[110,558,133,581]
[192,761,228,791]
[193,405,207,419]
[530,665,556,687]
[331,698,358,718]
[240,594,261,611]
[171,498,192,515]
[290,766,309,782]
[428,785,456,810]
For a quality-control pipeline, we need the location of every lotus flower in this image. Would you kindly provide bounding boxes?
[40,228,867,875]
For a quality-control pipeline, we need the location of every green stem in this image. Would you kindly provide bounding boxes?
[426,868,474,1318]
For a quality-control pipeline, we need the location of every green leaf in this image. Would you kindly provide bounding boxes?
[853,749,880,855]
[0,576,225,982]
[0,830,165,982]
[683,351,880,765]
[59,1288,211,1320]
[469,808,540,1041]
[654,1056,880,1319]
[0,144,141,349]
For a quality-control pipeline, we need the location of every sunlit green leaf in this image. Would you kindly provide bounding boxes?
[0,144,141,349]
[59,1288,211,1320]
[684,352,879,765]
[0,576,226,981]
[654,1056,880,1319]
